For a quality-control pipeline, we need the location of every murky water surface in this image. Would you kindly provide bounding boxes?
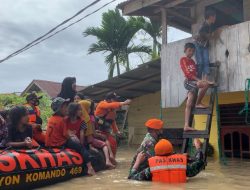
[40,146,250,190]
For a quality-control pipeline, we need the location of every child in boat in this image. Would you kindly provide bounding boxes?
[78,100,116,168]
[0,111,8,148]
[75,95,117,165]
[6,106,38,148]
[74,93,85,103]
[180,43,213,131]
[65,103,87,145]
[45,97,95,175]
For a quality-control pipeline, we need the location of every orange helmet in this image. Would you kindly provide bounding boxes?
[154,139,173,156]
[145,119,163,130]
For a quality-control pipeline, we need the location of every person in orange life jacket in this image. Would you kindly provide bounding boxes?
[130,139,205,182]
[45,97,95,176]
[128,119,164,180]
[95,92,131,156]
[6,106,39,148]
[24,92,46,144]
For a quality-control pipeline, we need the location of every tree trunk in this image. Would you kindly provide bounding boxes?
[153,37,157,55]
[108,63,115,79]
[115,55,120,76]
[126,52,130,72]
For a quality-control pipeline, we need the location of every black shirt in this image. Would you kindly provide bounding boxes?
[7,124,32,143]
[195,21,215,47]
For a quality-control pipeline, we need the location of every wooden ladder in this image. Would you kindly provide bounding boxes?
[181,62,220,164]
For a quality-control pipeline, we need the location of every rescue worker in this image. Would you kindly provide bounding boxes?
[130,138,205,182]
[128,118,164,180]
[24,92,45,145]
[95,92,131,156]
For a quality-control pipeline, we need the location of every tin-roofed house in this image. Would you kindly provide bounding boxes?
[118,0,250,159]
[21,80,85,99]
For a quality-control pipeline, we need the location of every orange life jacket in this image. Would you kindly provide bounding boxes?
[24,104,41,123]
[148,154,187,183]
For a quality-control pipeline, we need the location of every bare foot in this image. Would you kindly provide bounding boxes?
[196,103,208,109]
[106,161,116,169]
[184,126,196,131]
[87,166,96,176]
[110,156,117,165]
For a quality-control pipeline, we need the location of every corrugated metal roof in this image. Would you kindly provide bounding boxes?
[118,0,197,33]
[80,59,161,101]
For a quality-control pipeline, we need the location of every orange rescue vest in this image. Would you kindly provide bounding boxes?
[148,154,187,183]
[24,104,41,123]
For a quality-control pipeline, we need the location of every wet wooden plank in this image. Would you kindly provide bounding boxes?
[213,27,229,91]
[162,38,191,108]
[237,22,250,88]
[227,24,239,91]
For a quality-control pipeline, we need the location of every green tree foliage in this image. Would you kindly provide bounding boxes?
[84,9,151,78]
[0,93,52,129]
[141,18,162,59]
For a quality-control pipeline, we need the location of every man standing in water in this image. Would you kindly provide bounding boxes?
[128,118,163,180]
[129,138,205,182]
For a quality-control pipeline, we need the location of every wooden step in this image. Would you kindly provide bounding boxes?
[183,130,209,138]
[192,108,212,115]
[209,62,220,67]
[209,84,218,88]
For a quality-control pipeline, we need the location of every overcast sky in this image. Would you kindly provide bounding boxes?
[0,0,191,93]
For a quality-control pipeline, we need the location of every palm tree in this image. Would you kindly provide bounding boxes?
[142,18,162,59]
[84,9,151,78]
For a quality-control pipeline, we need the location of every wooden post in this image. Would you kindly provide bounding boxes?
[243,0,250,21]
[161,8,167,44]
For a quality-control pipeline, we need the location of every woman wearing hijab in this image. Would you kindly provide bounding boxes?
[57,77,77,102]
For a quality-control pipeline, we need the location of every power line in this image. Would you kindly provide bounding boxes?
[4,0,118,59]
[0,0,105,63]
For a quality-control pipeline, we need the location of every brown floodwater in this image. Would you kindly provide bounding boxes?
[39,146,250,190]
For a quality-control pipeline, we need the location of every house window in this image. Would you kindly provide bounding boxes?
[206,0,243,29]
[220,103,250,159]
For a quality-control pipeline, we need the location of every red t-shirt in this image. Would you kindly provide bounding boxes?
[180,57,197,80]
[65,117,87,139]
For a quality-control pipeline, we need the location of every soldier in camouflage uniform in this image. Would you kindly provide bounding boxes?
[129,138,205,181]
[128,119,164,180]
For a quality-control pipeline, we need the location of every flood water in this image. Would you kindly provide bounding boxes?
[40,146,250,190]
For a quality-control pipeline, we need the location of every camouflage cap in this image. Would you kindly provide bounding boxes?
[51,97,70,113]
[26,91,43,101]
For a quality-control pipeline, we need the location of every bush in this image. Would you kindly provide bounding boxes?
[0,93,52,129]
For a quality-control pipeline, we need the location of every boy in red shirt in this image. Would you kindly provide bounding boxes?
[180,43,213,131]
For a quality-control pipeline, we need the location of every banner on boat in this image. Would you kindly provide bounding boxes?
[0,148,85,189]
